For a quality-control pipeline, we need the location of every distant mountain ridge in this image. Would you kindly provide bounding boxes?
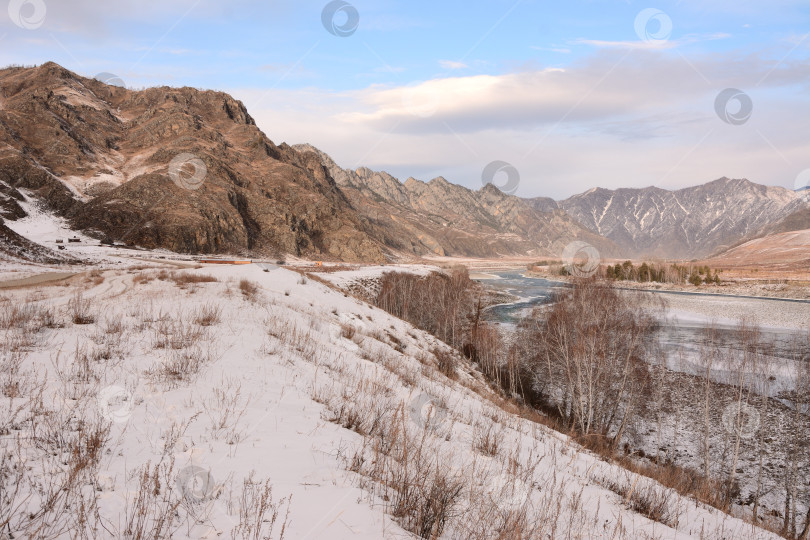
[547,179,804,258]
[294,144,620,259]
[298,143,805,260]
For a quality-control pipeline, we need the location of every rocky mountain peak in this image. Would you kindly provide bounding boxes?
[429,176,450,186]
[479,182,505,197]
[300,147,620,259]
[0,62,386,262]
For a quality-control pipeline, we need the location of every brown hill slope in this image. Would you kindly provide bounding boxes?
[704,228,810,273]
[0,62,385,262]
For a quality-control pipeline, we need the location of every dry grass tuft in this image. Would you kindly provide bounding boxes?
[339,323,356,340]
[238,279,260,301]
[432,347,457,380]
[471,421,500,456]
[132,273,153,285]
[68,291,95,325]
[171,272,219,286]
[86,269,105,286]
[229,473,291,540]
[153,317,205,350]
[194,304,222,326]
[148,346,213,385]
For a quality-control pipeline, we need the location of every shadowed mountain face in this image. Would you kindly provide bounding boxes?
[757,205,810,237]
[526,180,803,259]
[294,144,621,259]
[0,62,386,262]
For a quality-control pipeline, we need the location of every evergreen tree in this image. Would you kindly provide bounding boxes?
[638,262,650,282]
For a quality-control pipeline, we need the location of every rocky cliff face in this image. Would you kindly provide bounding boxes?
[294,144,620,259]
[0,63,386,262]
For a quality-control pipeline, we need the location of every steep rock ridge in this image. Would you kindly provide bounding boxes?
[298,143,801,260]
[0,63,386,262]
[294,143,619,258]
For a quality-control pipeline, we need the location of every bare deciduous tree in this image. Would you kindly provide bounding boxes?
[521,279,662,448]
[375,267,474,350]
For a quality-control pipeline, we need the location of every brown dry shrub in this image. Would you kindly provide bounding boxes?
[239,279,260,301]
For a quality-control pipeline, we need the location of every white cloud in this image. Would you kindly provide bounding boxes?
[322,49,810,137]
[531,46,572,54]
[439,60,468,70]
[574,33,731,50]
[234,48,810,199]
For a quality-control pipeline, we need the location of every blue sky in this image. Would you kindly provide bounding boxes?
[2,0,809,198]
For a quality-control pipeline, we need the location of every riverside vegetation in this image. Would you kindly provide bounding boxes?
[373,268,810,538]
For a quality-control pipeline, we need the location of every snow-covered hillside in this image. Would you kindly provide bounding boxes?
[0,263,783,538]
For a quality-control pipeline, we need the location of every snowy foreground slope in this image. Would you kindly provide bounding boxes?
[0,263,781,539]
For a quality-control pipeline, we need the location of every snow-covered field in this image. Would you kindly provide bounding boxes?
[6,191,97,248]
[664,294,809,331]
[0,261,784,539]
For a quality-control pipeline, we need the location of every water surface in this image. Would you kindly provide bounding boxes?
[477,271,808,396]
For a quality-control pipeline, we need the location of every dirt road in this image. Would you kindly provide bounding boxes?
[0,272,77,289]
